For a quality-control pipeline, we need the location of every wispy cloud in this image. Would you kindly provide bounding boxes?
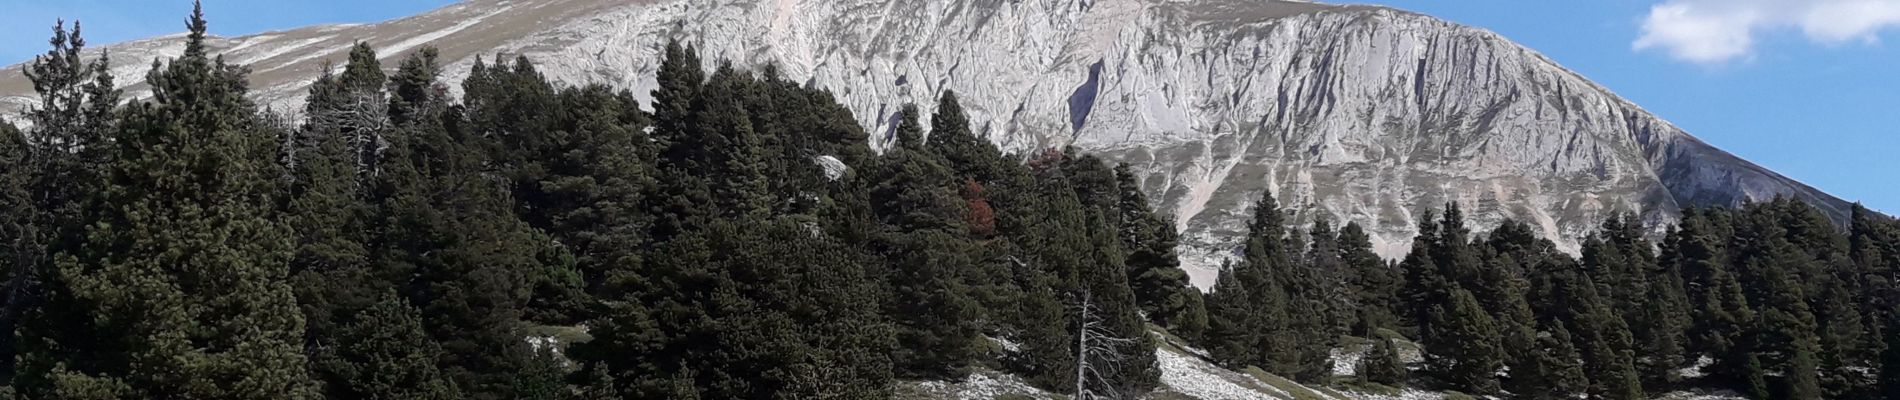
[1634,0,1900,64]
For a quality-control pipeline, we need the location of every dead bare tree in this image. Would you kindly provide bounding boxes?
[1073,289,1137,400]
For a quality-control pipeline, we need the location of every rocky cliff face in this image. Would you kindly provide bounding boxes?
[0,0,1850,287]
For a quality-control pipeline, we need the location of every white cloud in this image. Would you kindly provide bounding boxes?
[1634,0,1900,64]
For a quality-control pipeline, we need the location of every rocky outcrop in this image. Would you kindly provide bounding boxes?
[0,0,1849,287]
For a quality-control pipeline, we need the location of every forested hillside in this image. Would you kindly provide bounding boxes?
[1,5,1898,400]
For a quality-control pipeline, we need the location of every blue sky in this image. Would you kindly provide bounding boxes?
[0,1,455,62]
[2,0,1896,212]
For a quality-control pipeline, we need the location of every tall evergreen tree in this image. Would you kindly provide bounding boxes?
[30,3,317,397]
[926,90,1004,182]
[318,293,460,399]
[1113,164,1201,336]
[370,49,571,400]
[0,118,29,384]
[1508,321,1587,400]
[7,19,121,386]
[1669,207,1758,387]
[1341,222,1399,334]
[290,46,393,398]
[1360,337,1407,387]
[1427,287,1502,395]
[870,105,984,379]
[1078,209,1160,396]
[1732,202,1824,399]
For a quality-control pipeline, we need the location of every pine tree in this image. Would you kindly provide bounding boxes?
[35,3,317,397]
[1306,218,1352,337]
[624,219,894,398]
[1732,202,1824,399]
[1879,312,1900,398]
[1113,164,1199,336]
[1078,209,1160,396]
[1399,209,1448,341]
[1539,255,1642,400]
[1428,287,1502,395]
[318,293,460,399]
[646,42,713,243]
[1281,237,1337,383]
[1204,190,1310,377]
[6,19,121,386]
[1341,222,1400,334]
[1509,321,1587,400]
[290,46,391,397]
[1360,337,1407,386]
[1669,207,1758,386]
[927,90,1005,182]
[1202,263,1257,368]
[870,105,984,379]
[0,118,29,383]
[370,48,570,400]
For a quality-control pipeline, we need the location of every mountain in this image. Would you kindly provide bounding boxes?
[0,0,1850,287]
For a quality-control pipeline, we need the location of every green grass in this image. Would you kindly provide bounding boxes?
[1242,367,1331,400]
[1335,379,1403,396]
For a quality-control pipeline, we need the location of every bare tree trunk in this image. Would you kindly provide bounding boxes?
[1074,289,1136,400]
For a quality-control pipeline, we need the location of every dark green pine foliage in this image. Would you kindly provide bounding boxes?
[321,293,460,399]
[1113,164,1203,339]
[646,41,712,242]
[1508,321,1588,400]
[1731,201,1825,399]
[461,56,657,322]
[7,19,121,387]
[1360,337,1407,387]
[1770,200,1873,399]
[371,49,570,400]
[0,118,28,383]
[1534,252,1641,400]
[1009,155,1098,391]
[1202,262,1256,368]
[291,44,400,398]
[1882,311,1900,398]
[1481,250,1542,397]
[1411,205,1507,395]
[1399,209,1448,342]
[637,219,895,399]
[1851,205,1900,396]
[1240,191,1298,376]
[1668,207,1759,387]
[1588,213,1691,389]
[926,90,1006,183]
[39,3,316,397]
[1851,205,1900,323]
[871,105,984,379]
[1341,222,1400,335]
[512,345,567,400]
[1573,218,1656,400]
[1011,267,1077,392]
[1304,218,1352,338]
[1427,287,1503,395]
[1570,285,1645,400]
[695,63,773,219]
[1202,191,1288,370]
[1080,209,1161,396]
[1281,229,1337,383]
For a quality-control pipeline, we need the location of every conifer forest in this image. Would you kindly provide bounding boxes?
[2,4,1900,400]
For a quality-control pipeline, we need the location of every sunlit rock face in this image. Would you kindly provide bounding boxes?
[0,0,1849,287]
